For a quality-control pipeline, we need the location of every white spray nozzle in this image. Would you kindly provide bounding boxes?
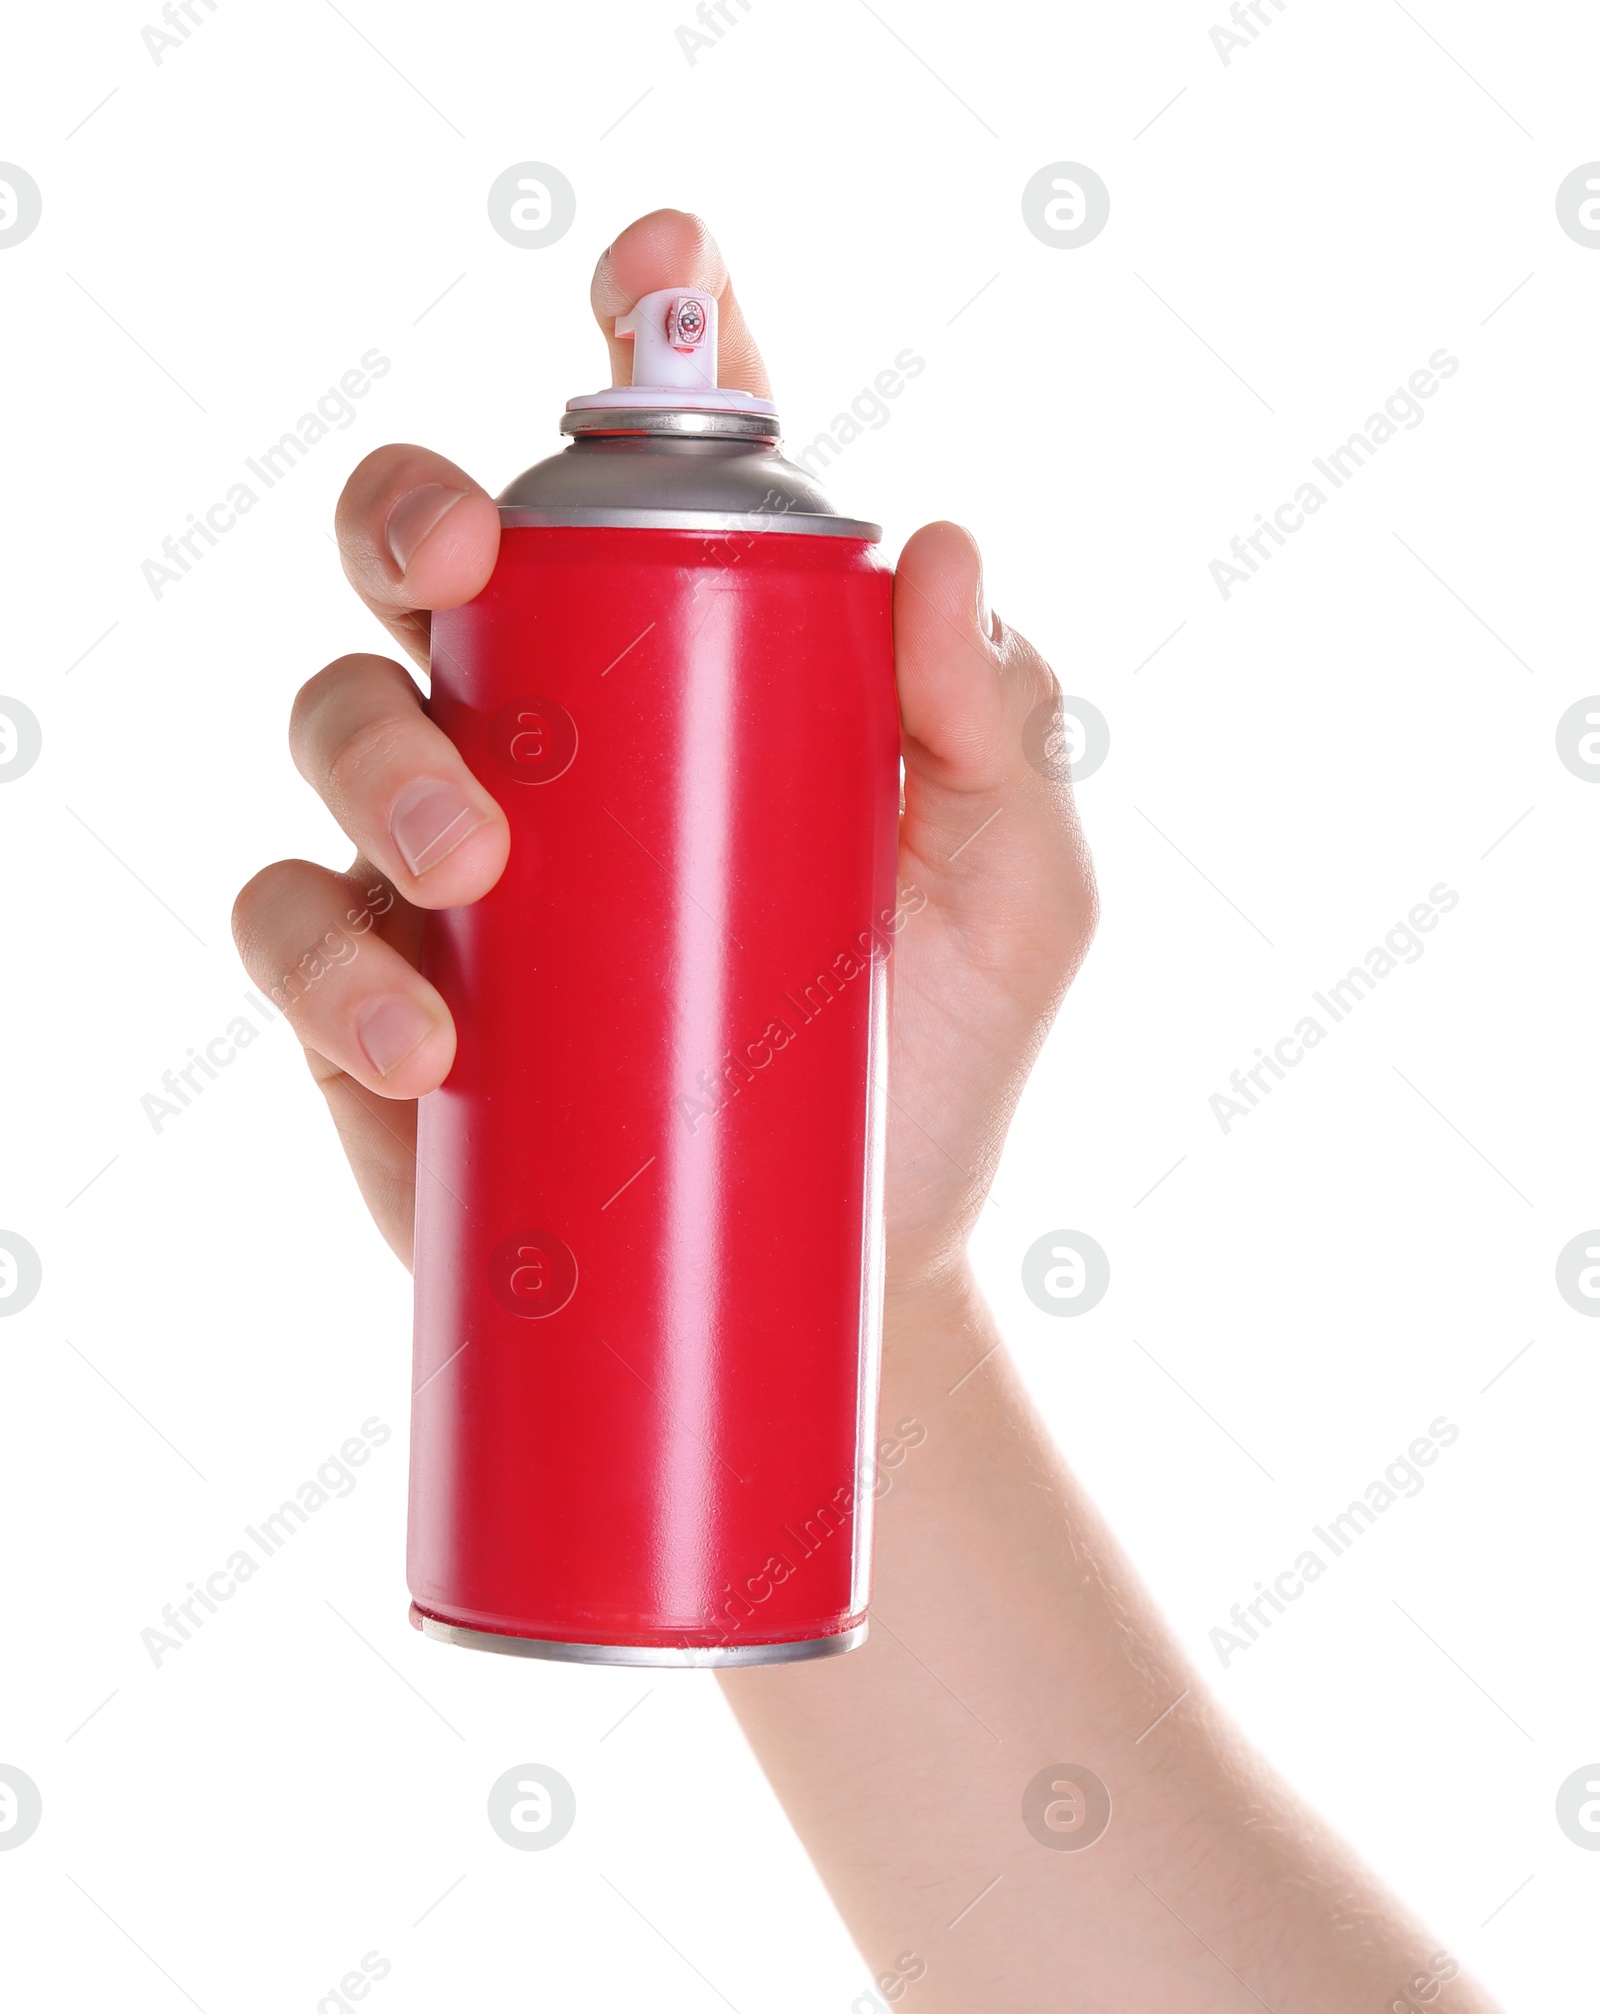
[614,288,718,391]
[564,282,777,419]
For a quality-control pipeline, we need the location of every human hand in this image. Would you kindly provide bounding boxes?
[230,209,1097,1288]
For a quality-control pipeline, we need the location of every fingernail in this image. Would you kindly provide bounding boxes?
[385,483,467,573]
[389,777,488,876]
[356,994,436,1079]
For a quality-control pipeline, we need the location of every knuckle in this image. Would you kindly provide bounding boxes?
[231,869,338,1004]
[290,655,359,740]
[319,707,412,808]
[291,655,416,776]
[230,858,300,948]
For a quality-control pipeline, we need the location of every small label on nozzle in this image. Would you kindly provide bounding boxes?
[667,296,708,352]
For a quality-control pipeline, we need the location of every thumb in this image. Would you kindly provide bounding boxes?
[894,524,1092,937]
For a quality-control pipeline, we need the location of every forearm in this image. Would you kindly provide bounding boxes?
[720,1267,1497,2012]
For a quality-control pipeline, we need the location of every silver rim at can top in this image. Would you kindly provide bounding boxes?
[559,407,779,441]
[497,505,881,540]
[409,1604,869,1667]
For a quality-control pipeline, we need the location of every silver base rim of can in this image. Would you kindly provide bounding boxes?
[408,1604,868,1667]
[496,505,881,543]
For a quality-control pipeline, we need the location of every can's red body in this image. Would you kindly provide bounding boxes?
[408,521,900,1660]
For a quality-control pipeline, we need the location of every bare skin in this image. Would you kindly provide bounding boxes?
[233,209,1500,2013]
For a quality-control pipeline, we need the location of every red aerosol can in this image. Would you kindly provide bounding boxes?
[407,287,901,1665]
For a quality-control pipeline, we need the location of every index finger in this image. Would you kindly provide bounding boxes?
[591,208,771,397]
[334,445,501,672]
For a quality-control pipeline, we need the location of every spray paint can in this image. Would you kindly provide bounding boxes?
[407,287,900,1664]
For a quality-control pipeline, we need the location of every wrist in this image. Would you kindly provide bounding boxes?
[879,1253,996,1405]
[883,1248,974,1327]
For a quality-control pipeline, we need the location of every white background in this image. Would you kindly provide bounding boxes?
[2,0,1596,2005]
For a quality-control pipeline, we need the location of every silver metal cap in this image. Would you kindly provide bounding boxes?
[559,407,779,442]
[496,433,879,542]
